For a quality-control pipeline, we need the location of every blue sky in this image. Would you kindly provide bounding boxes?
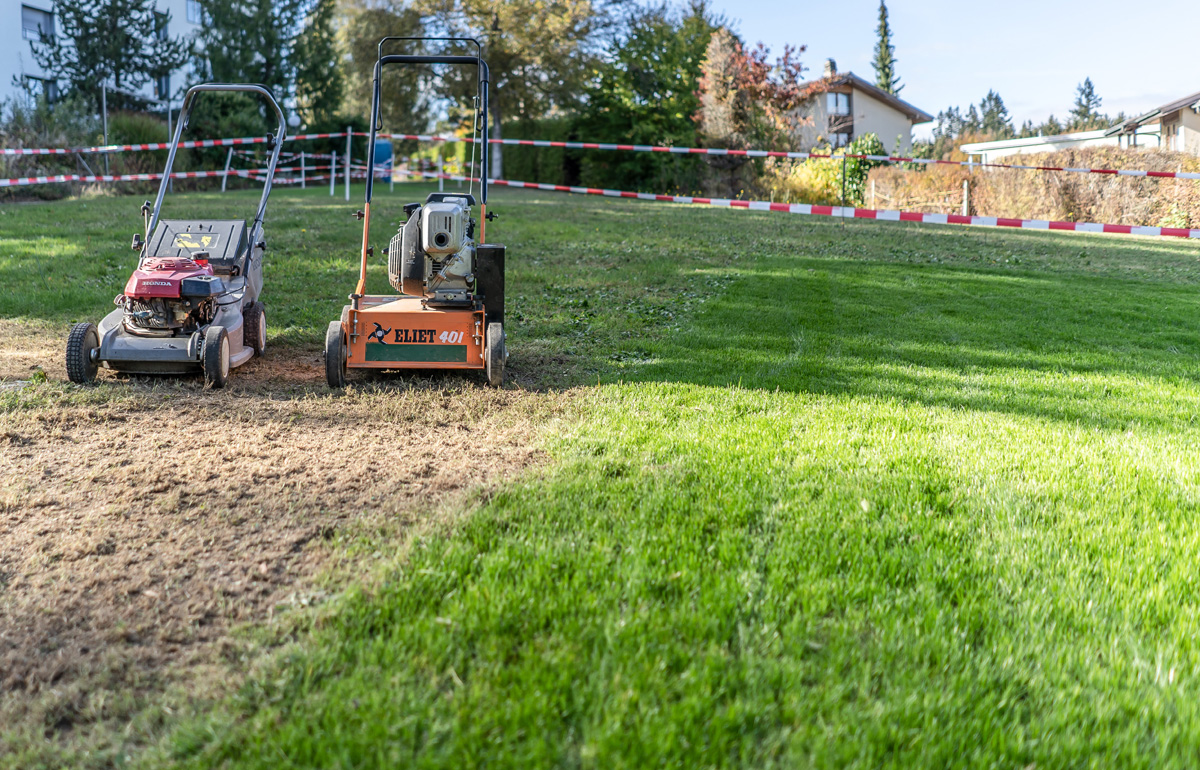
[711,0,1200,138]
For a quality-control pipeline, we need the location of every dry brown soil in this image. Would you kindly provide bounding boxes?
[0,320,569,743]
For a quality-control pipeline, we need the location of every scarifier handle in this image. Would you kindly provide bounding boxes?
[358,47,491,294]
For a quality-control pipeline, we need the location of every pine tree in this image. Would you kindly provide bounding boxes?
[293,0,343,125]
[1070,77,1103,129]
[979,90,1013,137]
[28,0,190,110]
[192,0,307,102]
[871,1,902,95]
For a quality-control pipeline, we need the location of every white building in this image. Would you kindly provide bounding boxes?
[1,0,204,107]
[959,90,1200,164]
[792,60,933,153]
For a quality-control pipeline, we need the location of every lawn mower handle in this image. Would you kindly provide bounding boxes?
[146,83,287,257]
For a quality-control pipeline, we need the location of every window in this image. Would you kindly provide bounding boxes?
[826,91,853,145]
[21,4,53,41]
[157,74,170,101]
[24,76,57,106]
[155,11,167,40]
[826,92,850,115]
[186,0,204,24]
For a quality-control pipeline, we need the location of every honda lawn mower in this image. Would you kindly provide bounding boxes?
[324,37,506,388]
[66,83,286,388]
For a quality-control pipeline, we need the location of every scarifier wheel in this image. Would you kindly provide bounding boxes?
[244,301,266,356]
[203,325,230,389]
[485,322,506,387]
[325,321,347,389]
[66,322,99,384]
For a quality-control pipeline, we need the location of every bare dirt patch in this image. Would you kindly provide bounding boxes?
[0,328,573,751]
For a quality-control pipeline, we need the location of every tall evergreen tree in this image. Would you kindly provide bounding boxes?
[979,89,1013,137]
[1070,77,1103,129]
[293,0,343,125]
[29,0,190,110]
[192,0,307,102]
[871,1,902,95]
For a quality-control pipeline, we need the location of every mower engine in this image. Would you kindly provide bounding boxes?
[118,257,224,335]
[388,195,476,306]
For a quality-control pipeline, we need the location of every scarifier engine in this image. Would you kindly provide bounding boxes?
[388,194,479,305]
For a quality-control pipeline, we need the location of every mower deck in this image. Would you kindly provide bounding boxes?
[345,296,485,370]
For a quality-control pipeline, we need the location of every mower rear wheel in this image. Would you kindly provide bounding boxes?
[66,322,99,384]
[203,326,230,389]
[485,322,506,387]
[244,301,266,356]
[325,321,347,389]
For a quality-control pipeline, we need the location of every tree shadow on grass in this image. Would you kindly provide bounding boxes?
[615,256,1200,432]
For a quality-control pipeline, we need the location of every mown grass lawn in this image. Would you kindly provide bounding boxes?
[5,184,1200,767]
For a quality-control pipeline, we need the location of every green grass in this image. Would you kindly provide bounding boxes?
[6,184,1200,767]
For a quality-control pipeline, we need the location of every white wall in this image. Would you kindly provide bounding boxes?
[790,89,923,153]
[960,126,1163,164]
[851,88,916,153]
[0,0,201,108]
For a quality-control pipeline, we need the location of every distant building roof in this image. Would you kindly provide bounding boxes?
[804,70,933,124]
[1105,90,1200,136]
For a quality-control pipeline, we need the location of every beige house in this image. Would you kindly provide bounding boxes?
[1107,90,1200,154]
[792,60,933,153]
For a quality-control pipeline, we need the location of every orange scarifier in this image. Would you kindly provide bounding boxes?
[325,37,506,388]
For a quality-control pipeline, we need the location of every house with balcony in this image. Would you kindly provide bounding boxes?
[792,59,934,152]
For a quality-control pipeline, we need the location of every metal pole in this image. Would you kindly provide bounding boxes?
[101,82,109,175]
[300,151,306,189]
[166,99,173,193]
[344,126,351,201]
[438,153,444,192]
[221,146,233,192]
[330,151,336,196]
[962,179,969,216]
[389,154,394,193]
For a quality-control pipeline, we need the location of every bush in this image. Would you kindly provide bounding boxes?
[0,93,99,200]
[758,134,887,206]
[870,146,1200,226]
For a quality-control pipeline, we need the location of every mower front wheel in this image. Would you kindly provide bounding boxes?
[325,321,347,389]
[203,326,230,389]
[66,322,99,384]
[244,301,266,357]
[485,322,506,387]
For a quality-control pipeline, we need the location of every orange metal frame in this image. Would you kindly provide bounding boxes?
[344,296,485,370]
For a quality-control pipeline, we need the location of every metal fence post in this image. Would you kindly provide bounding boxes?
[438,154,444,192]
[221,147,233,192]
[300,151,306,190]
[962,179,969,216]
[344,126,351,202]
[330,151,336,196]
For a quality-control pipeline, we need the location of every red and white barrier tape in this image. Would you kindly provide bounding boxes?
[0,131,348,157]
[6,129,1197,180]
[372,132,1200,181]
[407,170,1200,241]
